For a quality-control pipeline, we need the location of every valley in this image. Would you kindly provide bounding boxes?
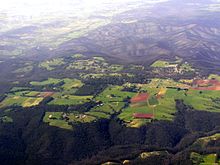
[1,0,220,165]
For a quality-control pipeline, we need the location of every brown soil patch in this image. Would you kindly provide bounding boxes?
[130,93,149,103]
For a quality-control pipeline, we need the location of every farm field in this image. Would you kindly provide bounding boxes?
[39,58,65,70]
[118,78,220,127]
[43,112,73,130]
[151,60,170,67]
[208,74,220,81]
[191,133,220,149]
[67,57,124,73]
[48,93,92,105]
[43,112,96,130]
[2,76,220,128]
[0,95,44,108]
[71,54,85,58]
[190,152,220,165]
[151,59,194,74]
[13,65,33,73]
[30,78,62,86]
[84,85,135,120]
[2,1,220,164]
[80,73,133,79]
[0,78,85,108]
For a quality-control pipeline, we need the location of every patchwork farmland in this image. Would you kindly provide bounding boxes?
[1,71,220,130]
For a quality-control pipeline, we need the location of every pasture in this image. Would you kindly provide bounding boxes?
[118,78,220,127]
[48,93,92,105]
[0,95,44,108]
[190,152,219,165]
[85,85,135,120]
[67,57,124,73]
[151,60,170,67]
[30,78,62,86]
[39,58,65,70]
[43,112,96,129]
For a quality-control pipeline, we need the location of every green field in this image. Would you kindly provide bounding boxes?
[10,87,31,92]
[190,152,219,165]
[0,95,44,108]
[118,78,220,127]
[67,57,123,73]
[208,74,220,81]
[84,85,135,120]
[39,58,65,70]
[0,116,13,123]
[49,93,92,105]
[151,60,170,67]
[62,78,83,91]
[13,65,33,73]
[191,133,220,149]
[2,77,220,127]
[151,59,194,73]
[180,62,194,72]
[30,78,62,86]
[0,78,87,108]
[43,112,72,130]
[43,112,96,129]
[71,54,85,58]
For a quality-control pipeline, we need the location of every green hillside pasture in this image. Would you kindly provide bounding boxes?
[43,112,72,130]
[191,133,220,149]
[12,90,40,97]
[39,58,65,70]
[10,87,31,92]
[90,104,115,114]
[85,111,111,119]
[183,90,220,112]
[0,95,43,108]
[95,85,135,102]
[71,54,85,58]
[90,85,134,120]
[62,78,83,92]
[92,56,105,61]
[0,116,13,123]
[142,78,187,89]
[109,64,124,72]
[151,60,170,67]
[208,74,220,81]
[118,95,175,123]
[43,112,96,129]
[30,78,62,86]
[22,97,44,107]
[163,88,220,112]
[48,93,92,105]
[67,57,123,72]
[180,62,194,72]
[13,65,33,73]
[118,80,220,126]
[190,152,219,165]
[80,73,133,79]
[88,101,125,120]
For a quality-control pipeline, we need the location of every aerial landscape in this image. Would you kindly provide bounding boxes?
[1,0,220,164]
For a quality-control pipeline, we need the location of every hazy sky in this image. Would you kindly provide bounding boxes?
[0,0,169,17]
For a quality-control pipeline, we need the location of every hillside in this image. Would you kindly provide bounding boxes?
[1,0,220,165]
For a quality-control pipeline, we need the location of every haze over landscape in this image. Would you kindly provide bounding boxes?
[1,0,220,165]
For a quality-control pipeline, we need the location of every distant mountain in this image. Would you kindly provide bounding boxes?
[56,12,220,72]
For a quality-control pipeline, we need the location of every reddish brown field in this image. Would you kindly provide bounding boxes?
[133,113,154,119]
[192,79,220,91]
[38,92,54,98]
[130,93,149,103]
